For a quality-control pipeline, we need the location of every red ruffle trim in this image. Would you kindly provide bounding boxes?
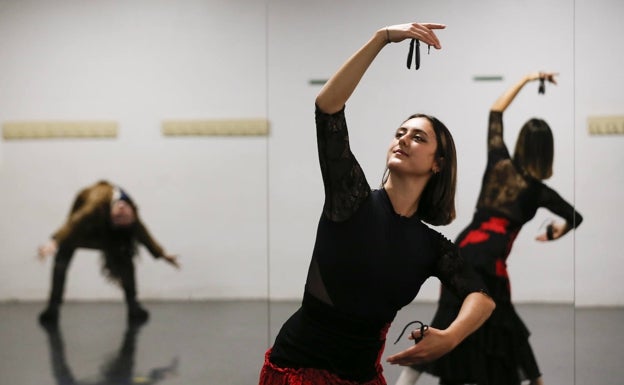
[258,349,387,385]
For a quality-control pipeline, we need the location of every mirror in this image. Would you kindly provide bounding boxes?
[0,0,269,383]
[266,0,576,384]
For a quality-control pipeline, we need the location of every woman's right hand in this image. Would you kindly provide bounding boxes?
[386,326,454,366]
[38,240,58,261]
[385,22,446,48]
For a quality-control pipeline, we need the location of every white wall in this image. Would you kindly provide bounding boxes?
[0,0,269,301]
[0,0,621,306]
[574,0,624,306]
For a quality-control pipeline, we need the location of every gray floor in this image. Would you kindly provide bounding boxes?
[0,301,621,385]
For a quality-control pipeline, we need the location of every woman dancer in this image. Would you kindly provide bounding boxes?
[396,72,583,385]
[38,180,179,325]
[258,21,495,385]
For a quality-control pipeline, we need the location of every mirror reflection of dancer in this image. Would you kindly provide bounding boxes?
[396,73,583,385]
[38,180,180,325]
[258,22,496,385]
[39,321,178,385]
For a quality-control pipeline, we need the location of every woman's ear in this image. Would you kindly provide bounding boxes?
[432,157,444,174]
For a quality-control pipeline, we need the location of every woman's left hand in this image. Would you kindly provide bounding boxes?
[386,327,454,366]
[385,22,446,48]
[530,71,558,84]
[536,221,567,241]
[162,254,181,268]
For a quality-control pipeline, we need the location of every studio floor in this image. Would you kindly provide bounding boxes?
[0,300,621,385]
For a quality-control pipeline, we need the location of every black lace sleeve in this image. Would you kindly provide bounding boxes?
[477,111,528,216]
[537,183,583,229]
[315,104,370,222]
[432,231,489,300]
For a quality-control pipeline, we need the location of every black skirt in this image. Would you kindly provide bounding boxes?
[417,213,541,384]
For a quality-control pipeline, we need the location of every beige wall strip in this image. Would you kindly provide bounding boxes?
[587,115,624,135]
[2,121,118,140]
[162,118,269,136]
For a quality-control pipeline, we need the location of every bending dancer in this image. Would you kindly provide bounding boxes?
[396,72,583,385]
[258,22,495,385]
[38,180,179,325]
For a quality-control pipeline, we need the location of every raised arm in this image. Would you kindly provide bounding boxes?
[491,71,558,113]
[315,22,446,114]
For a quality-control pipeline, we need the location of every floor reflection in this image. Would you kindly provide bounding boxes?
[40,321,178,385]
[0,301,269,384]
[1,301,620,384]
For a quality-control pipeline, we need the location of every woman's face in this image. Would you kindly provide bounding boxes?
[110,200,136,227]
[386,117,439,177]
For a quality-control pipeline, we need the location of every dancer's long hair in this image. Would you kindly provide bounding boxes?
[100,202,139,284]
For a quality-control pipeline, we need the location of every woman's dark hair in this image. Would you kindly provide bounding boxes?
[101,226,138,284]
[383,113,457,226]
[102,199,139,285]
[513,118,554,180]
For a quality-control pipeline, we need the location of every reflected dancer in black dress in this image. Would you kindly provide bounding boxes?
[396,72,583,385]
[39,321,178,385]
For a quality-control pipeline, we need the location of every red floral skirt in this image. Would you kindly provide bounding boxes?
[258,348,387,385]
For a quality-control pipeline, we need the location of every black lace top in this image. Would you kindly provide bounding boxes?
[475,111,583,228]
[268,106,488,382]
[306,105,487,324]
